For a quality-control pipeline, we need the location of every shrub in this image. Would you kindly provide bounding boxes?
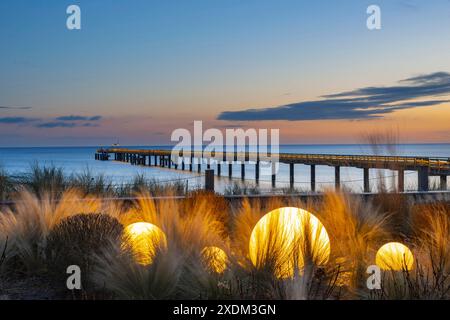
[0,189,104,273]
[0,168,15,201]
[46,213,123,291]
[22,163,66,197]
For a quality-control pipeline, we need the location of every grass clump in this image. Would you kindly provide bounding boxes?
[0,189,107,274]
[46,213,123,291]
[0,167,15,201]
[20,163,66,197]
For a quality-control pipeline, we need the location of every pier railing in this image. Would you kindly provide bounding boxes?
[98,148,450,171]
[96,148,450,192]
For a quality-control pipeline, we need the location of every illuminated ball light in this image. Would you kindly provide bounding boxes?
[201,246,228,274]
[376,242,414,271]
[249,207,331,279]
[124,222,167,266]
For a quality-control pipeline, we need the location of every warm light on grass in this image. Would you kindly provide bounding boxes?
[376,242,414,271]
[124,222,167,265]
[249,207,330,278]
[201,246,228,274]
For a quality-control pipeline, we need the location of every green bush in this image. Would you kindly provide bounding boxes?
[46,213,123,291]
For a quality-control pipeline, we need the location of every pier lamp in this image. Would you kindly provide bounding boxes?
[124,222,167,266]
[249,207,330,279]
[201,246,228,274]
[376,242,414,271]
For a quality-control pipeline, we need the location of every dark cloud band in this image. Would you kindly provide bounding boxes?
[55,115,102,121]
[217,72,450,121]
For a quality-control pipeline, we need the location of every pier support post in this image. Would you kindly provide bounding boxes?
[440,175,448,191]
[255,161,260,184]
[398,170,404,192]
[363,168,370,193]
[289,163,294,189]
[228,163,233,178]
[310,165,316,192]
[168,156,172,169]
[189,157,193,171]
[205,169,215,192]
[271,162,276,188]
[241,163,245,180]
[418,167,429,192]
[335,166,341,190]
[182,160,185,171]
[198,159,201,172]
[217,163,221,176]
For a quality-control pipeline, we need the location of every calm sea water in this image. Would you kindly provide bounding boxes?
[0,144,449,193]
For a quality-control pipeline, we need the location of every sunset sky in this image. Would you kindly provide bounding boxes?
[1,0,450,147]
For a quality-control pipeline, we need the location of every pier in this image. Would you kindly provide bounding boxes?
[95,148,450,192]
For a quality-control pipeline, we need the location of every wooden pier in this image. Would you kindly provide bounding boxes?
[95,148,450,192]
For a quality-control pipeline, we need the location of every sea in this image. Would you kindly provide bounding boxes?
[0,144,449,194]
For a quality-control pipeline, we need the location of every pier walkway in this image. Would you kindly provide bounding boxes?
[96,148,450,192]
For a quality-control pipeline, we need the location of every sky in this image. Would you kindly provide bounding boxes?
[1,0,450,147]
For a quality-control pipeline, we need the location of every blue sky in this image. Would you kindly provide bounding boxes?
[1,0,450,146]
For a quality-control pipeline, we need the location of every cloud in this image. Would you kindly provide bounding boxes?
[36,122,78,128]
[216,124,248,129]
[0,106,32,110]
[217,72,450,121]
[36,121,100,128]
[55,115,102,121]
[0,117,39,124]
[81,123,100,127]
[35,115,103,128]
[0,114,102,128]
